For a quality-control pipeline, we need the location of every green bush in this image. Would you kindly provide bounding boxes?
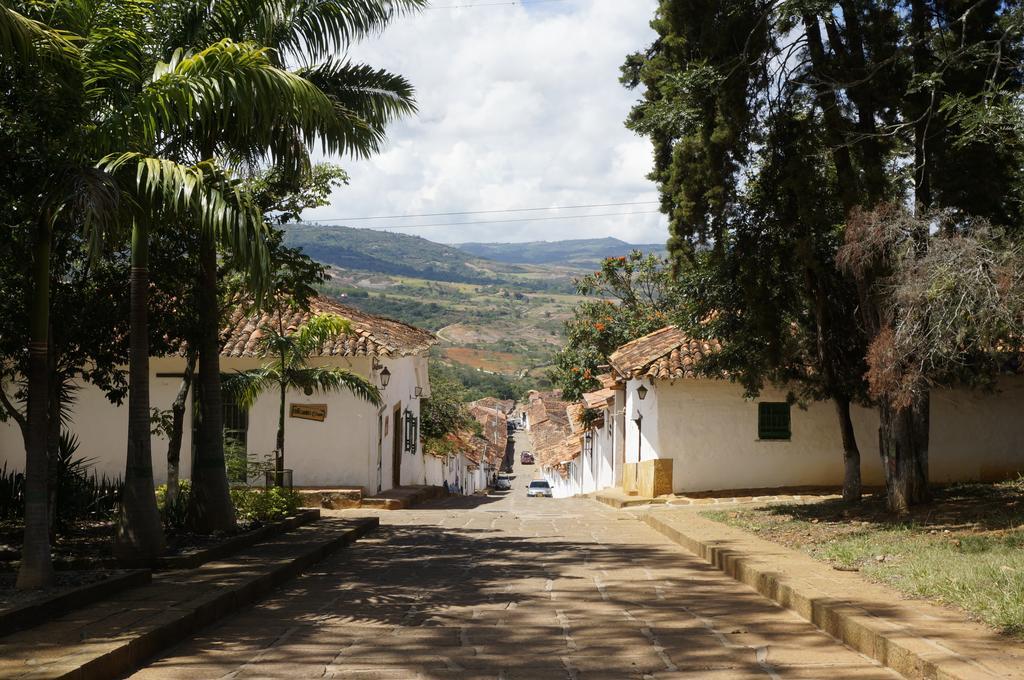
[155,480,191,529]
[230,487,302,523]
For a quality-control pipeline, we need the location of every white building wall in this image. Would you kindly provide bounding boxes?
[0,353,431,495]
[622,376,1024,494]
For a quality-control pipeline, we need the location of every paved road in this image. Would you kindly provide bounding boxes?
[129,434,898,679]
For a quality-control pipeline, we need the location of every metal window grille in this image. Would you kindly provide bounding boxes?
[758,402,791,440]
[404,410,419,453]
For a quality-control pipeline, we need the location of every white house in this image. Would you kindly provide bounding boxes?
[607,326,1024,496]
[0,297,437,495]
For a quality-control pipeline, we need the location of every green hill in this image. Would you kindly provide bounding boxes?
[454,237,667,266]
[283,223,505,284]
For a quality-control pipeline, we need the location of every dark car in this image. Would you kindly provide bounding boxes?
[520,451,535,465]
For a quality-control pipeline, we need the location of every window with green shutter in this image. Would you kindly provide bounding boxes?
[758,402,791,440]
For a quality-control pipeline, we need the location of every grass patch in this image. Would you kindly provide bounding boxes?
[702,479,1024,637]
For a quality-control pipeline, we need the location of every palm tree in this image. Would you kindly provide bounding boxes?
[151,0,424,531]
[1,0,304,573]
[225,312,382,480]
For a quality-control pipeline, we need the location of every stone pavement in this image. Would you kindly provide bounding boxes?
[127,469,899,679]
[0,516,376,680]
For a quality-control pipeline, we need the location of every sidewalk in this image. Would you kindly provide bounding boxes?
[0,516,377,680]
[361,484,447,509]
[592,486,843,509]
[640,507,1024,680]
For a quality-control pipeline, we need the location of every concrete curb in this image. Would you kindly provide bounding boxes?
[0,569,151,638]
[642,512,1013,680]
[592,492,665,509]
[154,508,322,570]
[45,517,378,680]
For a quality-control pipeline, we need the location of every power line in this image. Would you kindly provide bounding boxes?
[313,209,663,231]
[318,200,660,222]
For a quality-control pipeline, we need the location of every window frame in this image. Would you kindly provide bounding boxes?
[757,402,792,441]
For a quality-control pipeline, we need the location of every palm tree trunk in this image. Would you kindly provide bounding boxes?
[17,224,54,589]
[188,234,236,533]
[46,357,60,536]
[115,222,166,562]
[165,352,196,508]
[276,378,285,485]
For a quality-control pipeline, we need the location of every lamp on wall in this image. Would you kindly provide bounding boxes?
[414,386,423,398]
[379,366,391,388]
[636,384,649,401]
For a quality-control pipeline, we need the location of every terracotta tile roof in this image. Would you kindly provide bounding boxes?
[608,326,721,381]
[469,405,508,467]
[220,296,436,358]
[527,391,580,468]
[469,397,516,415]
[582,387,616,410]
[596,373,621,390]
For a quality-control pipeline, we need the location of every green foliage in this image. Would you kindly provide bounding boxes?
[420,373,471,442]
[284,223,501,284]
[48,432,122,528]
[0,463,24,520]
[156,481,192,529]
[428,359,543,402]
[230,487,303,523]
[551,252,677,400]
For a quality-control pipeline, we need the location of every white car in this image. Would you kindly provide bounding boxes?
[527,479,552,497]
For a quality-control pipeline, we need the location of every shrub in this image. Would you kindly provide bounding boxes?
[0,463,24,520]
[155,480,191,529]
[230,487,302,524]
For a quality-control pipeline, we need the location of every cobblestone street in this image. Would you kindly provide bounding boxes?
[125,432,895,680]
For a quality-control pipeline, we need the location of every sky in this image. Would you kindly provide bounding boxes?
[303,0,666,245]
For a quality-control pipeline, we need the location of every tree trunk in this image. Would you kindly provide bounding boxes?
[188,234,236,533]
[46,349,60,536]
[276,378,285,485]
[114,223,166,562]
[17,225,54,589]
[834,396,862,503]
[878,393,930,513]
[165,352,196,508]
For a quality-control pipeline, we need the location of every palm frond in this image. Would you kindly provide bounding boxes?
[223,368,280,409]
[298,59,416,158]
[292,313,351,358]
[208,0,427,65]
[96,153,270,287]
[105,39,341,156]
[293,366,382,407]
[0,1,78,65]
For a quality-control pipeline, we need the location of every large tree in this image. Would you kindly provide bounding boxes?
[624,1,1024,512]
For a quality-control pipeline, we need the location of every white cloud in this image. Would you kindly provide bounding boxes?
[305,0,666,245]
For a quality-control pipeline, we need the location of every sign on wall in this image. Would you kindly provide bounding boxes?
[289,403,327,422]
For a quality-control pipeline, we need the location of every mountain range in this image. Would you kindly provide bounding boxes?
[455,237,667,266]
[284,224,666,283]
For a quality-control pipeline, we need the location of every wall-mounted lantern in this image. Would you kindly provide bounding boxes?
[379,366,391,388]
[414,386,424,398]
[636,384,649,401]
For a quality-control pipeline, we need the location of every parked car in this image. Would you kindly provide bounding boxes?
[495,476,512,491]
[520,451,534,465]
[527,479,552,497]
